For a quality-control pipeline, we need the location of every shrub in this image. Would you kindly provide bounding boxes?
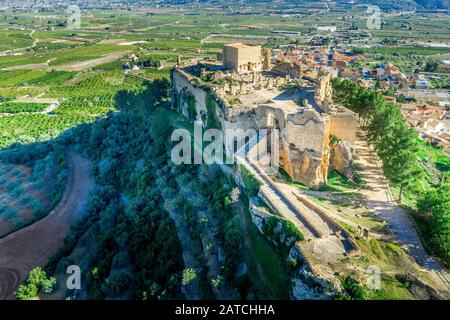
[15,267,56,300]
[182,268,197,286]
[341,277,368,300]
[240,166,262,197]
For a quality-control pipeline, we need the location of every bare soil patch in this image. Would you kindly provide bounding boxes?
[0,151,93,300]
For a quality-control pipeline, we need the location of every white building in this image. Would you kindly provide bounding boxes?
[317,26,337,33]
[415,80,431,89]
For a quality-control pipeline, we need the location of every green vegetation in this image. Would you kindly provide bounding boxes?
[27,77,286,300]
[16,267,56,300]
[39,81,181,300]
[0,102,48,113]
[0,70,151,148]
[430,77,450,89]
[205,92,221,129]
[262,215,304,254]
[240,166,262,197]
[332,78,449,268]
[354,46,449,56]
[182,268,197,286]
[240,198,291,299]
[320,170,362,193]
[417,184,450,267]
[0,30,33,51]
[0,143,67,238]
[336,238,416,300]
[338,277,369,300]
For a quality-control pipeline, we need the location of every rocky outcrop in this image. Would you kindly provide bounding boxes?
[249,197,272,234]
[249,197,298,250]
[330,140,355,179]
[288,245,339,300]
[171,67,357,189]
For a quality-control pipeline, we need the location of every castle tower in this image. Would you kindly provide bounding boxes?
[222,43,263,73]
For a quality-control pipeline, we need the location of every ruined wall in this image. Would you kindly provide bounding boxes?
[283,111,330,188]
[271,62,301,77]
[252,105,330,188]
[172,69,225,128]
[172,69,346,189]
[328,111,358,144]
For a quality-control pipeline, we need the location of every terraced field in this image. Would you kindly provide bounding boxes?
[0,57,147,148]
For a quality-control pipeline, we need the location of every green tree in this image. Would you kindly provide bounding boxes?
[15,267,56,300]
[375,78,382,89]
[182,268,197,286]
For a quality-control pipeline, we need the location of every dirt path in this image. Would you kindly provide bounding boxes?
[354,131,442,271]
[0,150,93,300]
[54,51,129,71]
[0,30,38,56]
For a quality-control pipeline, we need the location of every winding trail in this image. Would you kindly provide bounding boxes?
[0,150,93,300]
[0,29,38,56]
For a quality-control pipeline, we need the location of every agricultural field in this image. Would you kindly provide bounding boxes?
[0,151,65,238]
[0,68,150,147]
[0,30,33,51]
[0,1,448,304]
[0,102,48,113]
[430,76,450,89]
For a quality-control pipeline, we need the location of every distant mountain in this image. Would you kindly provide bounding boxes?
[149,0,450,10]
[415,0,450,9]
[367,0,450,10]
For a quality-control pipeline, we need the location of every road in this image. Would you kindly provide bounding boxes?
[0,150,93,300]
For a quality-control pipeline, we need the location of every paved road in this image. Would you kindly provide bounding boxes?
[0,151,93,300]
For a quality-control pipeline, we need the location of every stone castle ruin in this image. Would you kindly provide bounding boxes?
[171,43,358,188]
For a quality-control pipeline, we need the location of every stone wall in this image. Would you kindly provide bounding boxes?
[172,69,224,127]
[272,62,302,77]
[223,44,262,72]
[328,111,358,143]
[171,68,356,189]
[284,111,330,188]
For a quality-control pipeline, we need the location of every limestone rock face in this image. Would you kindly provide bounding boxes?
[330,140,354,179]
[286,149,329,189]
[249,198,271,234]
[171,68,358,189]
